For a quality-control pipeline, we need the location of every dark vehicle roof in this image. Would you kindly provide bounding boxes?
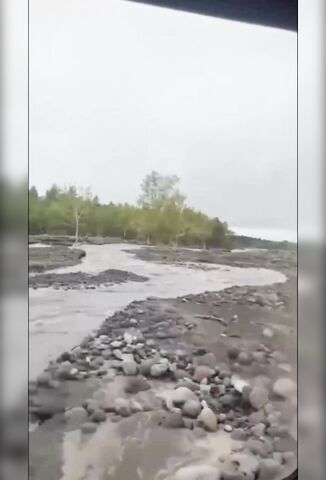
[127,0,297,31]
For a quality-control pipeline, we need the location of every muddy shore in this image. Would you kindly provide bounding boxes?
[29,245,86,273]
[29,247,297,480]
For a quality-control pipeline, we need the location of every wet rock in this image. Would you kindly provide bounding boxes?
[122,359,138,376]
[220,394,235,408]
[282,451,296,466]
[161,410,184,429]
[83,399,100,415]
[197,406,218,432]
[246,438,273,457]
[250,422,266,437]
[248,410,266,425]
[220,453,259,480]
[231,375,249,394]
[172,387,196,406]
[249,386,269,410]
[227,347,240,360]
[112,349,123,360]
[124,376,151,394]
[238,352,252,366]
[193,366,214,383]
[174,369,192,380]
[196,353,217,368]
[114,398,131,417]
[81,422,97,434]
[130,400,143,413]
[111,341,123,349]
[58,351,74,363]
[64,407,87,425]
[231,428,247,441]
[258,459,281,479]
[139,358,155,376]
[224,424,233,433]
[182,399,202,418]
[150,362,169,377]
[177,378,200,392]
[252,351,267,363]
[36,372,52,387]
[89,410,106,423]
[262,328,274,338]
[174,464,221,480]
[272,378,296,399]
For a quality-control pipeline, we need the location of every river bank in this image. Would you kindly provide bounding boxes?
[29,245,86,272]
[29,245,297,480]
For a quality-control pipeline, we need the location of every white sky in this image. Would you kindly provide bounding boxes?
[25,0,297,240]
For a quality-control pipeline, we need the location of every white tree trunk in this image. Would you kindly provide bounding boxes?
[74,213,79,246]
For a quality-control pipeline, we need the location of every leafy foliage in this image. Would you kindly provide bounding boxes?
[28,174,233,248]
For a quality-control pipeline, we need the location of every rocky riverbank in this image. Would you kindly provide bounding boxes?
[124,246,297,276]
[29,247,297,480]
[29,245,86,273]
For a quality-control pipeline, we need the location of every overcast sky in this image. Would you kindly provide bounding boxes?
[28,0,297,241]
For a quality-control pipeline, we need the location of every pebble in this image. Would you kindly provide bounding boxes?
[36,372,52,387]
[114,398,131,417]
[81,422,97,434]
[150,363,169,377]
[197,407,218,432]
[231,428,247,441]
[90,410,107,423]
[122,359,138,376]
[219,394,234,408]
[249,386,269,410]
[124,376,151,394]
[83,399,100,414]
[248,410,266,425]
[262,328,274,338]
[161,410,184,429]
[174,369,192,380]
[246,438,273,457]
[220,453,259,480]
[196,353,217,368]
[139,358,155,376]
[258,459,281,479]
[182,399,201,418]
[238,352,252,366]
[112,349,123,360]
[174,465,221,480]
[251,422,266,437]
[64,407,87,425]
[193,366,215,382]
[272,378,296,399]
[130,400,143,413]
[102,349,112,360]
[172,387,196,406]
[224,424,233,433]
[227,347,240,360]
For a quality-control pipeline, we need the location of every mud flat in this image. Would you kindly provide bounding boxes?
[29,245,86,273]
[29,269,148,290]
[29,246,297,480]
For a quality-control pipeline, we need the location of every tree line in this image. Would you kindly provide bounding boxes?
[29,172,232,248]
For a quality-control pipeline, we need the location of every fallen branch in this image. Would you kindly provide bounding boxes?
[194,315,228,326]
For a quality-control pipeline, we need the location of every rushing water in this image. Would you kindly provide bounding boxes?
[29,244,286,379]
